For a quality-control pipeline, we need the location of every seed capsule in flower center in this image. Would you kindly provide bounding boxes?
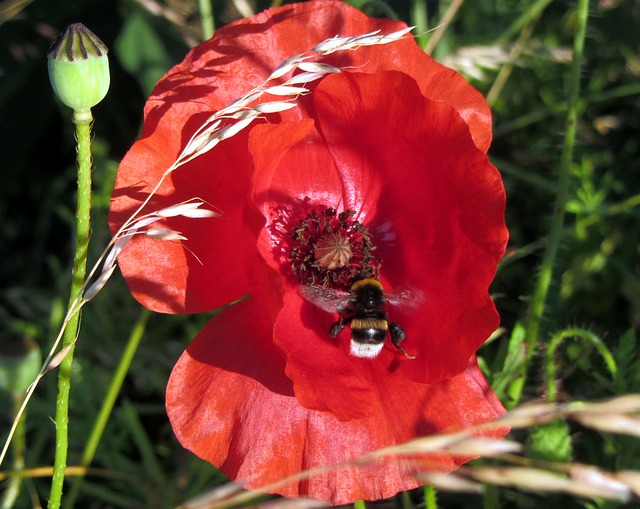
[314,233,353,270]
[289,208,379,290]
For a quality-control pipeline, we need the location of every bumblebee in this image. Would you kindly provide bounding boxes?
[299,278,415,359]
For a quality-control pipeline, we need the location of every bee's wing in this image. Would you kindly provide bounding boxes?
[385,286,425,309]
[298,285,351,313]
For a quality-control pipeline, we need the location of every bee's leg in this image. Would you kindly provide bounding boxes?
[329,317,351,338]
[389,322,415,359]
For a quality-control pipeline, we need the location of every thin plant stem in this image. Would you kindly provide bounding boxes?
[424,0,464,55]
[487,23,534,106]
[487,0,555,105]
[483,484,499,509]
[400,490,412,509]
[0,396,27,509]
[499,192,640,269]
[424,484,437,509]
[494,0,554,44]
[517,0,590,404]
[410,0,428,49]
[354,499,366,509]
[65,308,151,509]
[48,110,94,509]
[545,328,618,402]
[198,0,215,40]
[494,83,640,137]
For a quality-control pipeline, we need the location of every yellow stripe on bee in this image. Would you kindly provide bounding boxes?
[350,278,383,292]
[351,318,388,330]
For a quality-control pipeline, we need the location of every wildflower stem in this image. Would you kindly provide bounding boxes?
[65,308,151,509]
[424,0,464,55]
[400,490,413,509]
[546,328,618,402]
[519,0,589,402]
[0,397,27,509]
[410,0,428,49]
[424,484,437,509]
[48,111,94,509]
[353,500,366,509]
[198,0,215,40]
[482,483,499,509]
[494,0,553,44]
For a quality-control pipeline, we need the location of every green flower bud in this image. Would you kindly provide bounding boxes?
[48,23,110,113]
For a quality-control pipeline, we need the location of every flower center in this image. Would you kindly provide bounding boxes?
[289,208,380,290]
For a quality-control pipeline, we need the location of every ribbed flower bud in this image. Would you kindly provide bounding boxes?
[47,23,110,113]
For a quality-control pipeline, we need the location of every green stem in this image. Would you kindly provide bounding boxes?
[516,0,590,404]
[424,0,464,56]
[354,500,366,509]
[410,0,429,49]
[65,308,151,509]
[198,0,215,40]
[400,490,413,509]
[48,111,94,509]
[499,191,640,270]
[424,484,437,509]
[482,484,499,509]
[545,328,618,402]
[487,23,534,106]
[494,82,640,138]
[0,396,27,509]
[494,0,554,44]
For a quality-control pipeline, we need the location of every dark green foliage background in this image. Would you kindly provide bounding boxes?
[0,0,639,507]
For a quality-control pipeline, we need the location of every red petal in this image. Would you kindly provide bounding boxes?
[110,129,267,313]
[312,71,507,383]
[249,120,368,274]
[167,298,506,504]
[154,0,489,146]
[110,0,493,312]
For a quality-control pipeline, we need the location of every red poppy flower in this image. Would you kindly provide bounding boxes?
[109,0,508,504]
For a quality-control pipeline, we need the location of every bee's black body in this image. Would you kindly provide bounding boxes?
[329,278,412,358]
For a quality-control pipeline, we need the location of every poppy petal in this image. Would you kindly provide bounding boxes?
[167,297,506,504]
[314,71,507,381]
[111,130,267,313]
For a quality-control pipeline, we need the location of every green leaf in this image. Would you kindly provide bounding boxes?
[115,10,173,95]
[0,333,41,395]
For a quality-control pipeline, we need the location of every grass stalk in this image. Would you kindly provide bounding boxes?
[424,484,437,509]
[517,0,590,404]
[64,308,151,509]
[424,0,464,55]
[494,0,554,44]
[0,396,27,509]
[354,499,367,509]
[410,0,429,49]
[198,0,215,39]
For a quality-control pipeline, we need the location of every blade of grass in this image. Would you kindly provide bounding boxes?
[494,0,554,45]
[424,0,464,55]
[65,308,151,509]
[515,0,591,405]
[495,83,640,137]
[198,0,215,40]
[0,396,27,509]
[424,484,437,509]
[410,0,429,49]
[121,400,168,494]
